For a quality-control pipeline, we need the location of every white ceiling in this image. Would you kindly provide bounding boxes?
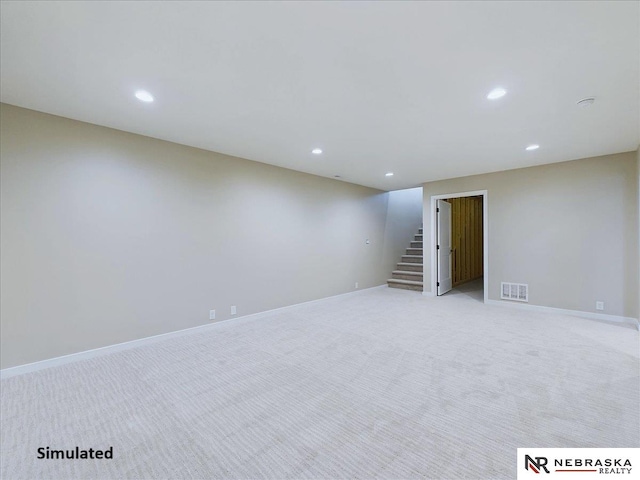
[1,1,638,191]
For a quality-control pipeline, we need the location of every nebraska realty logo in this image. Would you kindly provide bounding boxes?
[517,449,639,479]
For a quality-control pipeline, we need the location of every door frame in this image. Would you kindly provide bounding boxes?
[429,190,488,302]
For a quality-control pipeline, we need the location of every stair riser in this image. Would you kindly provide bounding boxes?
[397,263,423,272]
[389,282,423,292]
[418,228,423,234]
[410,241,423,248]
[414,235,423,241]
[406,248,423,256]
[393,273,424,281]
[402,256,422,264]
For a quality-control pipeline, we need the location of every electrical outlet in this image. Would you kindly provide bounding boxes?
[596,301,604,311]
[231,305,237,315]
[209,310,216,320]
[355,282,359,289]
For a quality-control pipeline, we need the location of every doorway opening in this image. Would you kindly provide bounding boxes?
[431,190,487,302]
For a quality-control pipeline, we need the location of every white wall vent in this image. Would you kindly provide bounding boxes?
[501,282,528,302]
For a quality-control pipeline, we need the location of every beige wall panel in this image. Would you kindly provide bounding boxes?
[423,152,639,318]
[0,104,422,368]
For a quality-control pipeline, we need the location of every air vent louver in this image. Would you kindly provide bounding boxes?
[501,282,528,302]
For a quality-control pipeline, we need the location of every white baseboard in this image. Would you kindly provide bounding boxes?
[484,299,639,330]
[235,285,387,322]
[0,284,387,380]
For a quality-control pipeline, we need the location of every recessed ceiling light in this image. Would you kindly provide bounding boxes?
[487,87,507,100]
[525,144,540,151]
[135,90,154,102]
[311,148,323,155]
[385,172,394,177]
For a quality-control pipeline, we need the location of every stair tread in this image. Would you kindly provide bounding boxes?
[397,262,423,266]
[402,255,423,258]
[387,279,424,286]
[392,270,423,275]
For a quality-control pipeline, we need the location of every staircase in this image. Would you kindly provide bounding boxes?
[387,228,423,291]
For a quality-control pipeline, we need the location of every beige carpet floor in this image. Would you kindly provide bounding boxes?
[1,286,638,479]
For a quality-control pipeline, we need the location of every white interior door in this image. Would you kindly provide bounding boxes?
[437,199,452,295]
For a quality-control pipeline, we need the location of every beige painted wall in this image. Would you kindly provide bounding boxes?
[0,104,422,369]
[423,152,639,318]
